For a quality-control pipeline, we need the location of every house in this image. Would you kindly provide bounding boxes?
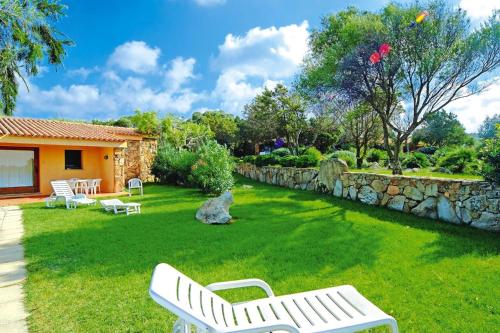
[0,117,157,196]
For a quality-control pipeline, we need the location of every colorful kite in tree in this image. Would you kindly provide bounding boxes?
[369,43,391,64]
[408,10,429,29]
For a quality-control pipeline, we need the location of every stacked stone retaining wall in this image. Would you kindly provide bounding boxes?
[235,162,499,232]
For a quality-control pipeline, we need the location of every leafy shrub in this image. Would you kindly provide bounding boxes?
[243,155,257,164]
[151,143,196,184]
[190,141,235,194]
[303,147,323,159]
[281,155,299,167]
[417,146,438,155]
[152,140,234,194]
[480,125,500,183]
[366,149,388,163]
[330,150,356,168]
[295,155,319,168]
[272,147,291,157]
[437,147,477,174]
[401,152,431,169]
[255,154,281,167]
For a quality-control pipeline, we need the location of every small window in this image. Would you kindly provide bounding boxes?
[65,150,82,170]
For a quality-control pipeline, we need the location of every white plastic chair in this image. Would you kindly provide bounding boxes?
[46,180,96,209]
[128,178,143,196]
[94,178,102,193]
[100,199,141,215]
[149,263,399,333]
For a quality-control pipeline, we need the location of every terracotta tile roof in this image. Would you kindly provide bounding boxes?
[0,117,142,142]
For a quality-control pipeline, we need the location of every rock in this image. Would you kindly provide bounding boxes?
[411,197,437,219]
[403,186,424,201]
[348,186,358,200]
[388,195,406,211]
[437,195,459,224]
[318,158,348,191]
[369,162,381,169]
[333,179,343,197]
[470,212,500,232]
[387,185,400,195]
[381,193,390,206]
[358,186,379,205]
[195,192,233,224]
[424,183,438,197]
[464,195,487,212]
[371,179,386,192]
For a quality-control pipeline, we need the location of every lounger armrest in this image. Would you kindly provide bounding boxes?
[222,321,300,333]
[206,278,274,297]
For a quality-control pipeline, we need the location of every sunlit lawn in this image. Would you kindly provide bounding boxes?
[22,176,499,332]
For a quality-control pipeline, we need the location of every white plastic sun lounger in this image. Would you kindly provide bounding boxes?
[46,180,96,209]
[100,199,141,215]
[149,263,399,333]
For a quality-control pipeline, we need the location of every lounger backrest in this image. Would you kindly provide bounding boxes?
[149,263,233,331]
[50,181,75,199]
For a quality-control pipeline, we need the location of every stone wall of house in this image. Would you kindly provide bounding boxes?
[113,147,126,192]
[235,160,499,232]
[123,138,157,183]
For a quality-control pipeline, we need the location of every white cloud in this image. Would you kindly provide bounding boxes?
[108,41,160,74]
[447,80,500,132]
[67,66,100,79]
[459,0,499,21]
[194,0,226,6]
[165,57,196,91]
[211,21,309,114]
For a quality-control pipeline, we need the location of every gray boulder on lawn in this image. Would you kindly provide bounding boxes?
[195,191,234,224]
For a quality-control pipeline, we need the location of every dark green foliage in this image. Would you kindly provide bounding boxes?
[152,140,234,194]
[255,154,281,167]
[480,125,500,183]
[280,155,299,167]
[417,146,438,155]
[190,141,235,194]
[411,111,471,147]
[272,147,291,157]
[366,148,388,163]
[0,0,73,115]
[401,152,431,169]
[295,155,319,168]
[438,147,478,174]
[242,155,257,164]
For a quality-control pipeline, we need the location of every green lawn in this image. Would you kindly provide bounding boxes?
[351,168,483,180]
[22,176,499,332]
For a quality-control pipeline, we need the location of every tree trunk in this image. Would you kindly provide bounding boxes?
[390,141,403,175]
[356,146,362,169]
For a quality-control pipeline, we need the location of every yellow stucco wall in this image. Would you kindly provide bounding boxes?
[0,143,117,195]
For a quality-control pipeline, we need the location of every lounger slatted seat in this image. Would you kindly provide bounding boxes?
[149,263,399,333]
[46,180,96,209]
[100,199,141,215]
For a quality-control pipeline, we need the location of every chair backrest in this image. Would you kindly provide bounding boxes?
[128,178,142,189]
[149,263,233,331]
[94,178,102,186]
[51,180,75,199]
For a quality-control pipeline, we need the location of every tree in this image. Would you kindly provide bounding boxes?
[337,2,499,174]
[411,110,471,147]
[192,110,238,148]
[0,0,72,115]
[243,84,308,154]
[130,109,160,136]
[478,114,500,139]
[341,103,382,168]
[161,115,213,150]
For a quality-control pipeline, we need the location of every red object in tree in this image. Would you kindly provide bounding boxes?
[369,52,381,64]
[379,43,391,57]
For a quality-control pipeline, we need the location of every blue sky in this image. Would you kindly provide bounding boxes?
[16,0,499,132]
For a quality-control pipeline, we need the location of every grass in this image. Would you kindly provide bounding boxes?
[21,176,499,332]
[351,167,483,180]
